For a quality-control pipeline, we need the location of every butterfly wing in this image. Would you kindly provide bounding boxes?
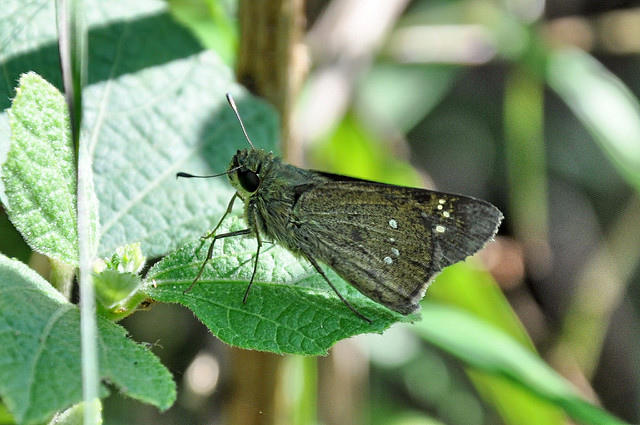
[290,178,502,314]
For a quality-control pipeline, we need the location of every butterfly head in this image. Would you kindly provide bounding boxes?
[228,148,277,196]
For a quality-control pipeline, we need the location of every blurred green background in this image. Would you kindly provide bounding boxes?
[130,0,640,423]
[3,0,640,424]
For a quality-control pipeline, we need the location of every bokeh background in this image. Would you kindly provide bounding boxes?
[139,1,640,423]
[2,0,640,424]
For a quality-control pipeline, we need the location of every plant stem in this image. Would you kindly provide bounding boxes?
[504,65,550,279]
[57,0,100,423]
[227,1,306,424]
[49,258,75,300]
[236,0,306,164]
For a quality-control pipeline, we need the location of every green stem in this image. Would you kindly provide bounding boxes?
[557,195,640,376]
[288,356,317,425]
[504,65,550,277]
[49,257,75,300]
[57,0,100,423]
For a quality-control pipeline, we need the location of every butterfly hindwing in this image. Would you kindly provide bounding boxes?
[289,178,502,314]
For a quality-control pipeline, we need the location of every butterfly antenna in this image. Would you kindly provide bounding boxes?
[226,93,255,149]
[176,166,242,180]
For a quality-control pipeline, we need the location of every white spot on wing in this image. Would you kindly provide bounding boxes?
[435,225,446,233]
[383,256,393,265]
[391,248,400,257]
[388,219,398,229]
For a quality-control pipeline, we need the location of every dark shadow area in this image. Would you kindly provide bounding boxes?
[0,12,203,111]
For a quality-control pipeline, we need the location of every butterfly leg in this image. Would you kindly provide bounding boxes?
[184,192,248,294]
[242,207,263,303]
[306,256,372,323]
[184,228,252,293]
[204,192,239,239]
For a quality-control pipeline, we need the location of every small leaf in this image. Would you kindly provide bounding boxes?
[94,269,147,321]
[147,216,410,355]
[92,243,148,319]
[48,400,102,425]
[0,254,176,424]
[2,72,79,265]
[102,242,146,275]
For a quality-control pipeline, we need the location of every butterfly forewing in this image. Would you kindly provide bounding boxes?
[291,180,502,314]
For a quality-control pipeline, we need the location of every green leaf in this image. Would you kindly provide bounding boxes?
[414,302,629,425]
[49,400,102,425]
[146,216,410,355]
[0,0,271,263]
[167,0,237,65]
[93,243,147,320]
[547,49,640,191]
[0,254,176,424]
[0,0,176,114]
[428,265,565,425]
[2,73,79,265]
[94,269,147,321]
[102,242,146,275]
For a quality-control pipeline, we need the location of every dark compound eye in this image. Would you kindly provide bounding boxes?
[237,168,260,192]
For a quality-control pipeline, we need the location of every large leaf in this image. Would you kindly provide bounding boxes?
[414,302,629,425]
[86,52,279,259]
[547,49,640,191]
[0,0,279,262]
[147,216,410,355]
[0,254,176,425]
[425,265,565,425]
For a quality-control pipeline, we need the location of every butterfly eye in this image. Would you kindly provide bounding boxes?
[237,168,260,192]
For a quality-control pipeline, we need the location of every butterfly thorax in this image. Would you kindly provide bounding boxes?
[227,148,328,250]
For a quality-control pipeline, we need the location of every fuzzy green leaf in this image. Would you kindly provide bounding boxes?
[147,217,411,355]
[49,400,101,425]
[2,73,79,265]
[0,254,176,424]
